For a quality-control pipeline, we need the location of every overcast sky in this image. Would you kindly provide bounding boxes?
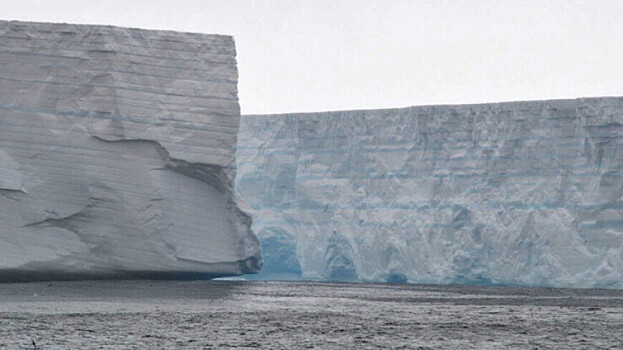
[2,0,622,114]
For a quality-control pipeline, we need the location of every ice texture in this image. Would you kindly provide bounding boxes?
[0,20,261,281]
[237,98,623,288]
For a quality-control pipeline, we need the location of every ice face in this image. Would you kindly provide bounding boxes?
[0,20,261,281]
[237,98,623,288]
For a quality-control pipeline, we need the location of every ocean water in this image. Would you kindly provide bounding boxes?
[0,280,621,349]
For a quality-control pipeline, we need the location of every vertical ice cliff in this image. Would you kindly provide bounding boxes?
[0,20,261,281]
[237,98,623,288]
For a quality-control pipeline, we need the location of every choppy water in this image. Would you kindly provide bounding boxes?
[0,281,622,349]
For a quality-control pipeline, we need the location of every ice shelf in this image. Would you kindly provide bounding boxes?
[237,98,623,288]
[0,20,261,281]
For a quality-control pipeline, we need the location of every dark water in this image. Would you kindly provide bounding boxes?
[0,281,622,349]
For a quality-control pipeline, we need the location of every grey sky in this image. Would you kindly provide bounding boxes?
[2,0,622,114]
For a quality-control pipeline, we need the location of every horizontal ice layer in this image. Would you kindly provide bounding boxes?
[0,20,261,281]
[237,98,623,288]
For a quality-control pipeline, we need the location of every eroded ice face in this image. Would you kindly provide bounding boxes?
[237,98,623,288]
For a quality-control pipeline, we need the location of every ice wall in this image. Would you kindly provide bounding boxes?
[0,20,261,281]
[237,98,623,288]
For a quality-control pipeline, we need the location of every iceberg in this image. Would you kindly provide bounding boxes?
[0,20,261,281]
[237,98,623,288]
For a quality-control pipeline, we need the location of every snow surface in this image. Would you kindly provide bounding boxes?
[237,98,623,288]
[0,20,261,281]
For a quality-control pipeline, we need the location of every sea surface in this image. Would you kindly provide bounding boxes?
[0,280,622,349]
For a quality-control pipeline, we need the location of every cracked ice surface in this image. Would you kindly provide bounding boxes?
[237,98,623,288]
[0,20,261,281]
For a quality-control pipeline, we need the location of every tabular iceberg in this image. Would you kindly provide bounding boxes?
[0,20,261,281]
[237,98,623,288]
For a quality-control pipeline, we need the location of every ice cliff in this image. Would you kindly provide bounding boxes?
[237,98,623,288]
[0,20,261,281]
